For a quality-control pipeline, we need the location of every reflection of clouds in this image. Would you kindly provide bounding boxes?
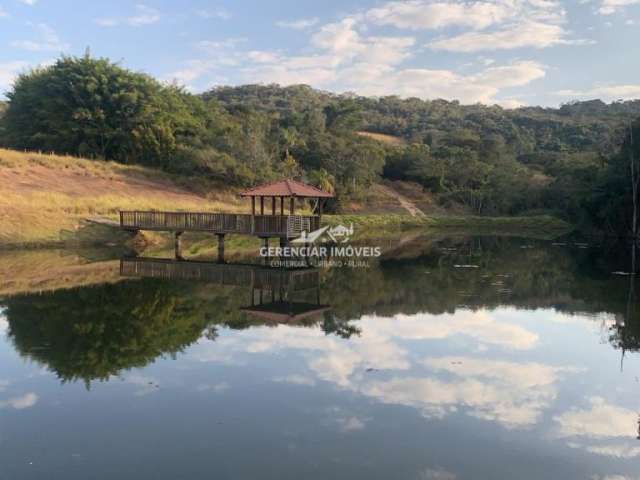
[0,308,7,334]
[554,397,638,438]
[196,382,229,393]
[0,392,38,409]
[361,310,539,350]
[321,406,368,433]
[123,373,160,397]
[394,356,580,427]
[0,379,9,392]
[359,355,574,429]
[272,375,316,386]
[335,416,366,432]
[419,468,457,480]
[591,476,640,480]
[188,309,568,430]
[568,441,640,458]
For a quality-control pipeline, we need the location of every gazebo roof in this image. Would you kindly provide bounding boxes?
[239,179,334,198]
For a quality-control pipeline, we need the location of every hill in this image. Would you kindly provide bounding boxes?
[1,56,638,237]
[0,149,242,246]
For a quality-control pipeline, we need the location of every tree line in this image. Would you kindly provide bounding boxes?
[0,54,639,235]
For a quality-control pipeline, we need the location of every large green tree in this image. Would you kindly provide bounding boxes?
[1,54,200,167]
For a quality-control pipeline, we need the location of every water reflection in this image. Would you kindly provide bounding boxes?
[1,236,640,479]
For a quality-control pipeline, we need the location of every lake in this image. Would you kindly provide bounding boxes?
[1,235,639,480]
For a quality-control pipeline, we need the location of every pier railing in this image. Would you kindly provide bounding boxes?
[120,211,319,238]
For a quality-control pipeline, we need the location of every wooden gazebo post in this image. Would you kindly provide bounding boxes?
[239,179,334,239]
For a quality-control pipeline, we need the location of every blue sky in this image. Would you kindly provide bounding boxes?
[0,0,639,107]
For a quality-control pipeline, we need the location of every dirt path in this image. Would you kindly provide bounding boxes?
[378,184,426,217]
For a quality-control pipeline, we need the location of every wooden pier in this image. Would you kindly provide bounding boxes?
[119,211,320,238]
[118,179,333,260]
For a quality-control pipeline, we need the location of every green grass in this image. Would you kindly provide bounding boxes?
[325,213,571,240]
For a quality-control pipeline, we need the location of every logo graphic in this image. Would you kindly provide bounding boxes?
[292,223,354,244]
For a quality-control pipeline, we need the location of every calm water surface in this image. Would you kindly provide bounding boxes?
[1,236,639,480]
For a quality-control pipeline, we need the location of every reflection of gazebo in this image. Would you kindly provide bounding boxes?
[241,267,330,324]
[240,179,334,220]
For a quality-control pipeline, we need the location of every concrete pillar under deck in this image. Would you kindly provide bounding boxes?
[174,231,184,259]
[216,233,225,263]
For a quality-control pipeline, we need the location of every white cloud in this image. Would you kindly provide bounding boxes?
[276,17,319,30]
[556,84,640,101]
[367,0,514,30]
[11,23,69,52]
[554,397,638,438]
[169,10,547,105]
[365,0,592,52]
[598,0,640,14]
[0,392,38,409]
[96,4,160,28]
[429,20,584,52]
[19,0,37,5]
[196,8,231,20]
[0,6,9,18]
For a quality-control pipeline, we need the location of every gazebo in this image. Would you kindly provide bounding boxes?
[239,179,334,220]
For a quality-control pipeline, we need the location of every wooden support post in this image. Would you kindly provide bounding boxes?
[260,197,264,215]
[290,197,295,215]
[318,197,322,221]
[216,233,225,263]
[174,231,183,259]
[272,197,276,216]
[261,237,269,265]
[251,196,256,215]
[280,197,284,215]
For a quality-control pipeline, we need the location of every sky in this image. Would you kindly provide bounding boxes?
[0,0,639,107]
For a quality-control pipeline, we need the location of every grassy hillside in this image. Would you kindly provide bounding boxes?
[0,148,571,248]
[0,149,243,246]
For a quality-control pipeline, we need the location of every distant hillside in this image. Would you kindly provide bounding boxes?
[206,84,640,155]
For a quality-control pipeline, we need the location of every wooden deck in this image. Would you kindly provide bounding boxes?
[120,257,320,292]
[119,211,320,238]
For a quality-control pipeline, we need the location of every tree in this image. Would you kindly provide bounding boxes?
[0,54,200,167]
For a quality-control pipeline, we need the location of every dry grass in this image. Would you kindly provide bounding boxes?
[355,131,406,146]
[0,148,243,245]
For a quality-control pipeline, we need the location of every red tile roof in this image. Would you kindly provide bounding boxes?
[239,179,334,198]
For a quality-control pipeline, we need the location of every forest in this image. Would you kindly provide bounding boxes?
[0,54,638,236]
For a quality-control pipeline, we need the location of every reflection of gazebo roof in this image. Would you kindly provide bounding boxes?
[240,302,331,323]
[239,179,334,198]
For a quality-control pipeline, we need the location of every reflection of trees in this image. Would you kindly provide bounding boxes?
[4,280,220,385]
[322,236,640,355]
[5,235,639,384]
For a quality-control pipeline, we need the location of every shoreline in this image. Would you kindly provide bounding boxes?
[0,214,573,251]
